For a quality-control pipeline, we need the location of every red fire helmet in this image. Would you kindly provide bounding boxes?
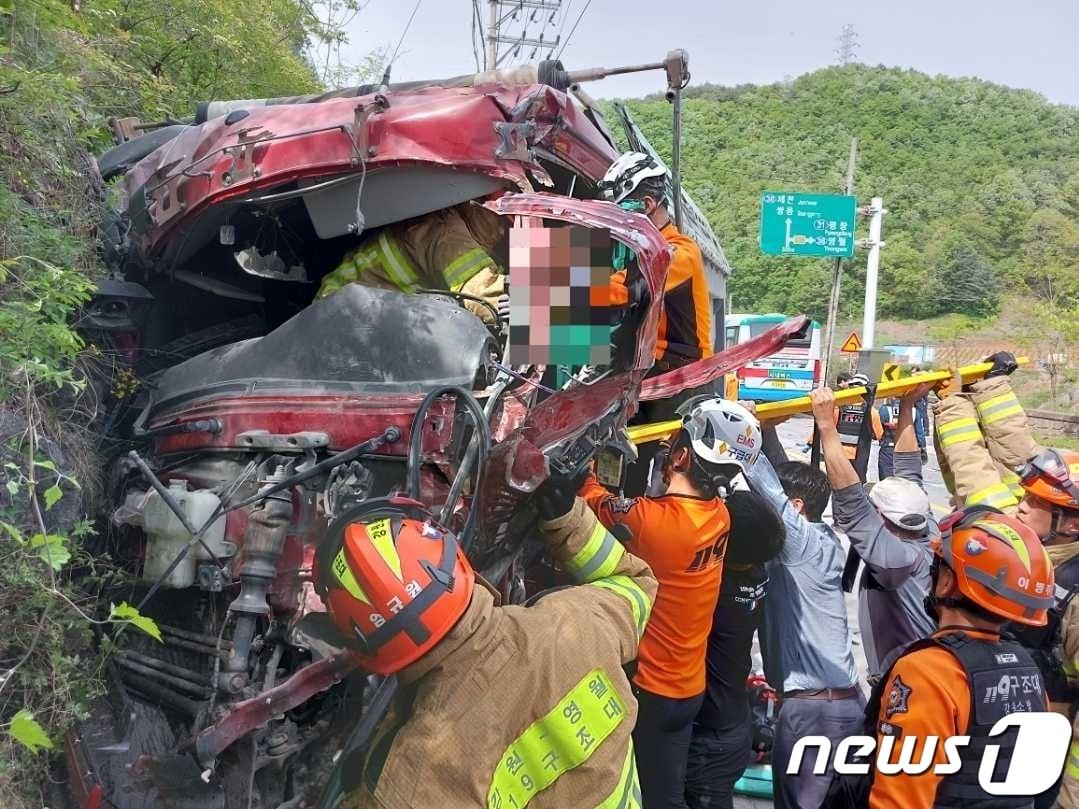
[315,501,475,675]
[932,508,1054,627]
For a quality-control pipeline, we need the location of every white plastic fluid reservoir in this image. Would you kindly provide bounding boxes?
[141,480,229,588]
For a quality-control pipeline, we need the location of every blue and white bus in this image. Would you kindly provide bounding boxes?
[726,313,822,401]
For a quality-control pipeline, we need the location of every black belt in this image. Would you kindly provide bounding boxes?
[783,686,860,701]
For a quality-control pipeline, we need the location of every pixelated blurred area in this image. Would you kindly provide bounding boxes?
[507,224,613,366]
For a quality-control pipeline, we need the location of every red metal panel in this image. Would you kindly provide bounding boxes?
[640,316,811,401]
[126,84,619,260]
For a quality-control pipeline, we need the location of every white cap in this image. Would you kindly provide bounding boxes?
[868,477,929,533]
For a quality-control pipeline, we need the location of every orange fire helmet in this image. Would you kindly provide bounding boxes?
[315,500,475,675]
[1018,448,1079,512]
[931,508,1054,626]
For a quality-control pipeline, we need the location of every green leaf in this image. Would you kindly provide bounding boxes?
[110,602,163,643]
[34,459,57,472]
[10,710,53,753]
[30,533,70,570]
[5,480,18,496]
[43,484,63,510]
[0,520,24,544]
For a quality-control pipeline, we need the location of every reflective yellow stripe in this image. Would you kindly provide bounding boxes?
[318,245,380,297]
[331,548,371,605]
[444,247,493,288]
[1063,658,1079,678]
[595,743,642,809]
[1066,741,1079,779]
[938,417,979,436]
[982,404,1024,426]
[1000,470,1025,499]
[566,522,625,583]
[377,232,420,292]
[589,576,651,640]
[976,393,1022,424]
[975,519,1031,571]
[939,426,983,447]
[487,669,628,809]
[366,518,403,581]
[966,482,1019,510]
[937,417,983,448]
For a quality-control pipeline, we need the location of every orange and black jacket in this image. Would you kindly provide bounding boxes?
[869,629,1047,809]
[611,222,714,364]
[580,472,730,699]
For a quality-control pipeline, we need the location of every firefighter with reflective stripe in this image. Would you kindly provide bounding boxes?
[580,398,755,809]
[933,351,1079,768]
[1023,450,1079,809]
[315,486,657,809]
[932,353,1038,513]
[828,509,1054,809]
[317,202,505,324]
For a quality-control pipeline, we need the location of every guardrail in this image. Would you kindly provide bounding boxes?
[1028,409,1079,439]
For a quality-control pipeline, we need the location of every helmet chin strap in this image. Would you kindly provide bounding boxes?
[923,557,965,621]
[1042,506,1079,544]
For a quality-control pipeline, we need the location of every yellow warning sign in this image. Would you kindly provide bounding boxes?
[882,363,901,382]
[840,332,862,353]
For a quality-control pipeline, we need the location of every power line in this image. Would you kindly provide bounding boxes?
[385,0,425,76]
[554,0,591,60]
[546,0,572,58]
[488,1,563,67]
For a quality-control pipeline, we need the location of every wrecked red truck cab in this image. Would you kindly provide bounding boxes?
[75,66,807,809]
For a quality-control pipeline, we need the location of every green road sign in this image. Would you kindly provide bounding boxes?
[759,192,857,257]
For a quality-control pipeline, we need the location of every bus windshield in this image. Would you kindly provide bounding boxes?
[729,314,822,402]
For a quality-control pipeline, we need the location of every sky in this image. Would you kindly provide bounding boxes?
[340,0,1079,106]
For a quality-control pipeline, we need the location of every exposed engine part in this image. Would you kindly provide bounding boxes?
[323,461,374,520]
[138,479,232,589]
[118,670,205,718]
[198,563,227,592]
[196,651,358,766]
[223,465,293,689]
[231,467,292,616]
[114,650,212,697]
[228,427,401,512]
[159,622,234,651]
[236,430,329,452]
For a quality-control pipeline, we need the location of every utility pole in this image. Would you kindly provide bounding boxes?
[819,137,858,389]
[485,0,500,71]
[862,197,885,348]
[484,0,563,70]
[835,24,859,66]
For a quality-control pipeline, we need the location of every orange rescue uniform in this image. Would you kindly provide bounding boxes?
[611,222,714,364]
[870,628,1046,809]
[580,472,729,699]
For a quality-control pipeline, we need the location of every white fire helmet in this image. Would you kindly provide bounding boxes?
[849,372,871,387]
[678,397,763,473]
[599,151,668,204]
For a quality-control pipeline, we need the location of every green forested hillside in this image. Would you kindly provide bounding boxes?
[617,66,1079,336]
[0,2,326,802]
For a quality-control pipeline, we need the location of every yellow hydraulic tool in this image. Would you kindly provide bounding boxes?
[627,358,1028,446]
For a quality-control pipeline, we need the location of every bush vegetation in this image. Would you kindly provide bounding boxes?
[0,0,337,802]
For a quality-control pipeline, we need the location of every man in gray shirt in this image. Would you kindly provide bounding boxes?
[744,423,863,809]
[811,383,939,681]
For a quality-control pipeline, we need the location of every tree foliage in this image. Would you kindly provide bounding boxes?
[617,65,1079,326]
